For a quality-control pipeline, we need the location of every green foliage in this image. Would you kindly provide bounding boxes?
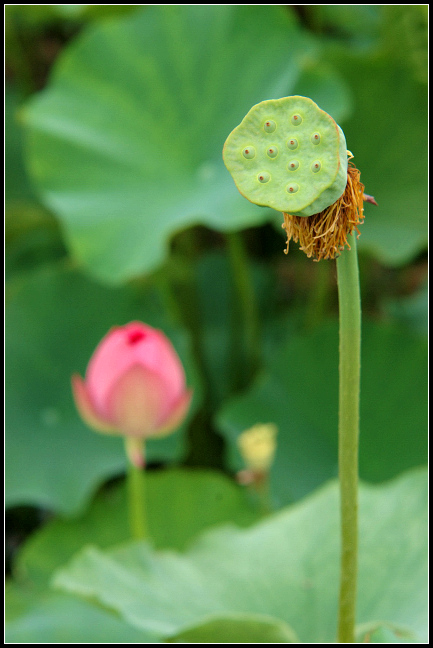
[17,5,427,276]
[22,5,348,283]
[53,469,427,643]
[217,320,427,505]
[5,587,158,644]
[6,5,427,643]
[16,468,259,588]
[169,613,299,643]
[320,18,428,265]
[6,468,258,643]
[356,621,422,644]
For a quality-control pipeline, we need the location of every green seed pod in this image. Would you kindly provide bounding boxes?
[223,96,348,217]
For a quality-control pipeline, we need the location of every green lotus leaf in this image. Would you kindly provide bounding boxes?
[22,6,318,284]
[53,469,428,642]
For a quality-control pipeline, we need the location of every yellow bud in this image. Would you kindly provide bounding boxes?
[237,423,278,473]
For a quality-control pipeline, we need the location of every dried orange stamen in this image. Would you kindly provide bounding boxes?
[282,163,365,261]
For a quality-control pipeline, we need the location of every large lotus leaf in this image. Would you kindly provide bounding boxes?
[22,5,350,284]
[15,468,259,588]
[216,320,427,506]
[6,468,257,643]
[5,265,199,514]
[53,468,428,642]
[5,586,158,644]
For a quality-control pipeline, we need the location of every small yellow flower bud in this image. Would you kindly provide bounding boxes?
[237,423,278,474]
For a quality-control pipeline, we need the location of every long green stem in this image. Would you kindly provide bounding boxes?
[336,234,361,643]
[125,438,147,540]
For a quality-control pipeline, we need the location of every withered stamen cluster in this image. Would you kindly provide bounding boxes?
[282,162,365,261]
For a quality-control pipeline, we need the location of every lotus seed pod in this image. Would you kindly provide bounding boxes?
[223,96,348,217]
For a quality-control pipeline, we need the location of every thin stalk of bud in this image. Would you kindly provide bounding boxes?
[125,438,147,540]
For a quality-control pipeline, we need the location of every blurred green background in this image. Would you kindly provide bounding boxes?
[5,5,427,642]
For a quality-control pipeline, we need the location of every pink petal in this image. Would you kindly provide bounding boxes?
[71,374,118,434]
[86,326,140,419]
[131,326,186,396]
[107,364,171,438]
[154,388,193,437]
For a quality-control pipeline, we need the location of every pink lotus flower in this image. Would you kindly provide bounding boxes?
[72,322,192,444]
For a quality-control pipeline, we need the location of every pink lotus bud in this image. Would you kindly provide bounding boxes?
[72,322,193,441]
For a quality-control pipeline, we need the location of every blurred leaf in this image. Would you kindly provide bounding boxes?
[168,613,298,643]
[5,265,199,514]
[216,320,427,506]
[184,250,276,404]
[6,4,70,26]
[5,4,139,27]
[23,5,351,284]
[6,86,38,203]
[356,621,422,643]
[382,281,428,337]
[16,468,259,588]
[7,468,257,643]
[5,203,66,283]
[6,86,67,281]
[5,585,158,643]
[324,49,427,265]
[305,5,382,50]
[53,468,428,642]
[70,5,142,22]
[293,60,353,124]
[380,5,428,84]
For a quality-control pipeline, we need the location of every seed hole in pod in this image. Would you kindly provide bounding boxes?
[263,120,276,133]
[286,183,299,194]
[287,138,298,150]
[266,146,278,158]
[258,172,271,183]
[242,146,256,159]
[311,161,321,173]
[291,114,302,126]
[288,160,299,171]
[311,132,321,145]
